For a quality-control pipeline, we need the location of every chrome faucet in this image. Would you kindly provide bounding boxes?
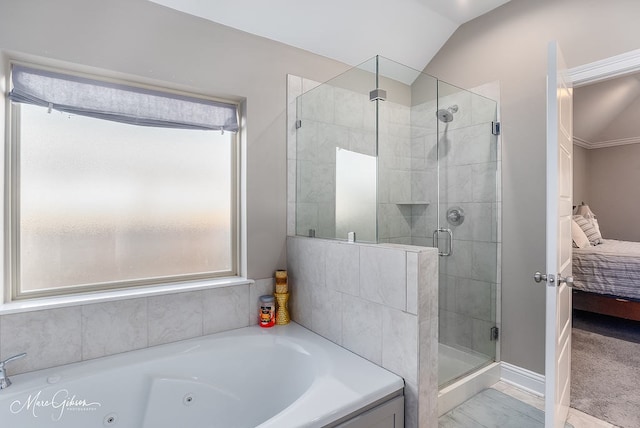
[0,353,26,389]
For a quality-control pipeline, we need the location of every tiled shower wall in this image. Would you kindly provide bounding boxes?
[287,74,500,421]
[377,101,415,244]
[287,75,440,427]
[0,279,274,376]
[288,74,416,243]
[414,86,501,359]
[287,236,438,428]
[290,72,501,361]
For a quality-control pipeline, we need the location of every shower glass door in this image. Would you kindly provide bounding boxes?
[435,80,499,387]
[294,55,500,389]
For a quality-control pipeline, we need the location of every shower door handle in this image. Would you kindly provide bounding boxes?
[432,228,453,256]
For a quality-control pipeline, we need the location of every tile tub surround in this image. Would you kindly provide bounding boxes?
[0,279,274,376]
[286,236,438,428]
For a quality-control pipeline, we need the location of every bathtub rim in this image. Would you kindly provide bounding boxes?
[1,322,405,428]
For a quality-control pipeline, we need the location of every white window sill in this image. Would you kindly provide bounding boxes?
[0,276,253,316]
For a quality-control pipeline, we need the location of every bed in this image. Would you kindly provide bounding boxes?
[572,239,640,321]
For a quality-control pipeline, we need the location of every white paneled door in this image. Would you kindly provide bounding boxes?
[544,41,573,428]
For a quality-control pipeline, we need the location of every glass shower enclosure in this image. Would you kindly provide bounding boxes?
[294,56,499,388]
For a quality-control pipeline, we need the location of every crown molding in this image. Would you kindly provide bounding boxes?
[572,137,592,149]
[568,48,640,87]
[574,135,640,149]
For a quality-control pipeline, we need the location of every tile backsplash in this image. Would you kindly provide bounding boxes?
[0,279,274,376]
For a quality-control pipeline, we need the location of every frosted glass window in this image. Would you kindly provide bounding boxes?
[13,103,236,297]
[335,148,377,242]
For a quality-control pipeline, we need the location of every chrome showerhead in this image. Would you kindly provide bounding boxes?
[436,109,454,123]
[436,105,459,123]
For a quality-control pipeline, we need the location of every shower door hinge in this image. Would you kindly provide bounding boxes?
[369,88,387,102]
[295,119,302,129]
[492,121,501,136]
[490,326,499,341]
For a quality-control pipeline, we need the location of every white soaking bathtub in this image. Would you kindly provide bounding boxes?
[1,322,404,428]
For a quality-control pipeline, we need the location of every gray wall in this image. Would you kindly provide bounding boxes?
[573,144,590,207]
[0,0,349,282]
[584,144,640,242]
[0,0,351,374]
[425,0,640,374]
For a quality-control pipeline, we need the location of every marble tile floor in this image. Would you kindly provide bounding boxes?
[439,381,617,428]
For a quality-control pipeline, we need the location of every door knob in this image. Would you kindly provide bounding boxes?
[558,275,574,287]
[533,272,555,284]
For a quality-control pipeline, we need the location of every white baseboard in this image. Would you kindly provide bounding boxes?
[500,361,545,397]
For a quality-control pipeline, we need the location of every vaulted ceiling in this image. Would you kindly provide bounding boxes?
[149,0,640,148]
[149,0,512,72]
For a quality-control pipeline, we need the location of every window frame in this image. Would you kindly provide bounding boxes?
[5,60,241,301]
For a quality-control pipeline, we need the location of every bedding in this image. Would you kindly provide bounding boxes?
[573,239,640,301]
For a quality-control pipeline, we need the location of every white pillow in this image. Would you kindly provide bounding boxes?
[572,219,591,248]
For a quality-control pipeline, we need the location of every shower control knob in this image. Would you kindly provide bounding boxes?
[446,207,465,226]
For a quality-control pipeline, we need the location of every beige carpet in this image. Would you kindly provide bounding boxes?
[571,312,640,428]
